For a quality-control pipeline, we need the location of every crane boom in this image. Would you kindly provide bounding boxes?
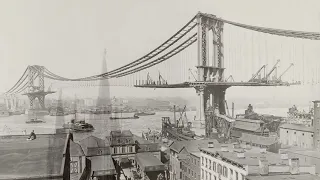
[265,59,280,80]
[277,63,294,81]
[249,65,266,82]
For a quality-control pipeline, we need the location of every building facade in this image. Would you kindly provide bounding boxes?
[200,143,318,180]
[279,123,314,148]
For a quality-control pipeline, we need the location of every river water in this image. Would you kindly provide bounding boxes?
[0,107,309,141]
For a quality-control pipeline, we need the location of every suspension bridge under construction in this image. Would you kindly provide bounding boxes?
[3,12,320,124]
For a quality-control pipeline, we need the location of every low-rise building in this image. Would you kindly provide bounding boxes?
[238,133,280,153]
[169,139,219,180]
[200,143,318,180]
[231,119,269,138]
[279,123,314,149]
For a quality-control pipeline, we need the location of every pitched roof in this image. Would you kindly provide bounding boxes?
[170,139,219,153]
[70,140,85,156]
[89,155,115,172]
[279,123,313,132]
[233,121,269,132]
[135,152,165,172]
[238,133,277,146]
[79,135,107,155]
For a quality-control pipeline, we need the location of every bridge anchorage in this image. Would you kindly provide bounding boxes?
[22,66,55,111]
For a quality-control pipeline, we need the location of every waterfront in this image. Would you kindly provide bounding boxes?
[0,106,308,139]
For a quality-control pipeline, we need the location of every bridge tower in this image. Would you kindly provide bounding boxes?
[23,66,55,110]
[194,13,227,124]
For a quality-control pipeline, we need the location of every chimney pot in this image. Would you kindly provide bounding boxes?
[260,148,267,154]
[259,159,269,175]
[281,153,288,160]
[221,145,228,152]
[289,158,300,175]
[208,142,214,148]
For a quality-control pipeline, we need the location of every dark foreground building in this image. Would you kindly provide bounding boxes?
[0,132,72,180]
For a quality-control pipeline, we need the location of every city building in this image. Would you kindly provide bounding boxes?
[169,139,219,180]
[279,146,320,175]
[231,119,269,138]
[200,142,318,180]
[70,140,87,179]
[279,123,314,148]
[238,133,280,153]
[135,152,165,180]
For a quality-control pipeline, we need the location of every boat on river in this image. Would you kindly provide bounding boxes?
[134,112,156,116]
[110,114,139,120]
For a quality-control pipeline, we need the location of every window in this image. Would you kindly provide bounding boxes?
[217,164,222,174]
[98,149,102,155]
[70,161,78,174]
[192,170,194,177]
[201,169,204,179]
[122,147,125,153]
[213,162,216,172]
[202,157,204,165]
[236,171,238,180]
[206,171,208,180]
[126,139,129,143]
[241,174,245,180]
[230,169,233,176]
[117,139,120,143]
[114,147,118,154]
[312,134,314,137]
[287,131,288,133]
[180,162,182,169]
[205,158,208,168]
[302,133,304,136]
[188,168,190,174]
[129,146,133,153]
[209,173,211,180]
[223,166,228,177]
[294,132,296,134]
[209,160,211,169]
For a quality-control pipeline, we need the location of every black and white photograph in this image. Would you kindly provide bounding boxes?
[0,0,320,180]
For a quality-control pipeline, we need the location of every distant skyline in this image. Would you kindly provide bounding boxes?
[1,0,320,103]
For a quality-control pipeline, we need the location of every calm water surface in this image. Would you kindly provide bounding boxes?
[0,107,309,141]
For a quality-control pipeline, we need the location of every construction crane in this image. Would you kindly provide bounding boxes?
[277,63,294,82]
[262,59,280,83]
[146,72,154,85]
[158,72,167,85]
[249,65,267,82]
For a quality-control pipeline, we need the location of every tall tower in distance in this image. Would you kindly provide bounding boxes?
[313,100,320,150]
[96,49,111,107]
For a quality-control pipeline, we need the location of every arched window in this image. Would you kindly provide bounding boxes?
[223,166,228,177]
[218,164,222,174]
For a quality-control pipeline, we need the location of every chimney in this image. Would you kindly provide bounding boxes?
[233,143,241,149]
[245,143,252,150]
[234,149,245,158]
[221,145,228,152]
[313,100,320,150]
[208,142,214,148]
[289,158,300,175]
[260,148,267,154]
[259,159,269,175]
[280,153,288,160]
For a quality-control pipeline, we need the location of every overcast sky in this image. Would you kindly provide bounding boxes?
[0,0,320,103]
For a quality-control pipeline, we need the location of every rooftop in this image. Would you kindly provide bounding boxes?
[0,133,68,179]
[247,174,320,180]
[135,152,165,172]
[233,120,268,132]
[238,133,278,146]
[280,146,320,159]
[70,140,85,157]
[170,139,219,153]
[279,123,314,132]
[110,130,133,137]
[201,144,311,169]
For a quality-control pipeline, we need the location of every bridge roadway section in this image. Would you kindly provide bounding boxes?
[134,81,294,88]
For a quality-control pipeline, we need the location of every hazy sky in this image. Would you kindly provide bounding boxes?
[1,0,320,102]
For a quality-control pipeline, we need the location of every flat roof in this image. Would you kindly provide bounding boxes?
[89,155,116,176]
[0,133,68,179]
[135,152,165,172]
[247,173,320,180]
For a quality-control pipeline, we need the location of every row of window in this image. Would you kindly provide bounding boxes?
[286,130,313,137]
[201,157,244,180]
[181,164,197,179]
[113,146,134,154]
[202,169,244,180]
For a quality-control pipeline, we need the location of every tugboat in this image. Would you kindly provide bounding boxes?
[62,113,94,132]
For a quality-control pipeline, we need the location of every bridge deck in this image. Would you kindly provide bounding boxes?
[134,81,293,88]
